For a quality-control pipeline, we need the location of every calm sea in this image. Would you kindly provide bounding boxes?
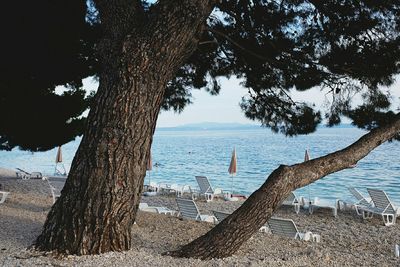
[0,127,399,203]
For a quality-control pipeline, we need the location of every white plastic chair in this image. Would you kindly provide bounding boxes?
[267,217,320,242]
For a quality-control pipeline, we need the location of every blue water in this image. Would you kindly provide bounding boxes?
[0,127,399,203]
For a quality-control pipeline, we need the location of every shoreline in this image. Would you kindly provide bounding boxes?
[0,167,399,266]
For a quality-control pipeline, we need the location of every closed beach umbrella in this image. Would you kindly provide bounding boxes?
[228,147,237,175]
[54,146,67,176]
[304,149,310,162]
[55,146,63,163]
[228,147,237,194]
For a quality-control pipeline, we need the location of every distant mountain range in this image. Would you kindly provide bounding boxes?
[156,122,355,131]
[157,122,259,131]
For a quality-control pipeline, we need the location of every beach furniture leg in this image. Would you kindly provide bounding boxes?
[312,234,321,243]
[382,214,396,226]
[205,193,213,202]
[362,210,373,220]
[308,205,314,214]
[294,203,300,214]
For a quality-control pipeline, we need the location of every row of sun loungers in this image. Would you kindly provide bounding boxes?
[144,176,228,201]
[13,171,400,228]
[141,197,320,242]
[144,175,398,226]
[145,182,193,197]
[172,198,319,241]
[283,187,399,226]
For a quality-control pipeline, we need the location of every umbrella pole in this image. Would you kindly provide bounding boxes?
[148,171,151,187]
[231,174,233,197]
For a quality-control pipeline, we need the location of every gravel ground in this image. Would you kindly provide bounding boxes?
[0,167,399,266]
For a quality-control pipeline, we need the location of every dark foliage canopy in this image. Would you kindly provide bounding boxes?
[1,0,400,151]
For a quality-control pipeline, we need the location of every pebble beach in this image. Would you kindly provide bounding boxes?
[0,167,399,266]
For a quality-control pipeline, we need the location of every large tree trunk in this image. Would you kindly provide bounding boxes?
[35,0,215,255]
[168,115,400,259]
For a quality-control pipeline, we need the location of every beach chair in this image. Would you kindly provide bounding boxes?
[194,176,223,202]
[212,210,230,223]
[143,182,159,196]
[45,177,66,204]
[267,217,321,242]
[158,183,172,194]
[0,191,10,204]
[149,182,159,192]
[348,187,371,215]
[309,197,339,217]
[282,192,303,214]
[170,184,192,197]
[361,188,399,226]
[139,202,176,215]
[16,168,43,180]
[176,198,216,223]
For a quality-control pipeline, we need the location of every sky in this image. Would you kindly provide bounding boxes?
[156,77,400,127]
[80,75,400,128]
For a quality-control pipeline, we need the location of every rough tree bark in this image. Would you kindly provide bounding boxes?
[168,115,400,259]
[35,0,216,255]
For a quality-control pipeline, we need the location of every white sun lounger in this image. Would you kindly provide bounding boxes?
[282,192,304,214]
[348,187,372,215]
[170,184,192,197]
[194,176,223,202]
[361,188,399,226]
[0,191,10,204]
[309,197,339,217]
[138,203,176,215]
[16,168,43,180]
[212,210,230,223]
[158,183,172,194]
[148,182,159,192]
[176,198,216,223]
[267,217,320,242]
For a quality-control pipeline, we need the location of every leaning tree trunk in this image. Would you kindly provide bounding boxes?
[168,115,400,259]
[35,0,215,255]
